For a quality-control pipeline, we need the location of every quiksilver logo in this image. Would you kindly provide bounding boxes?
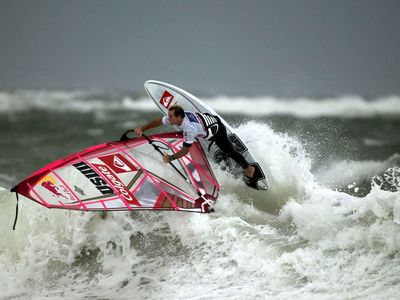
[162,96,172,105]
[159,91,174,108]
[113,155,131,172]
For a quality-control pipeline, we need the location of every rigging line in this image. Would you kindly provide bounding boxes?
[110,143,180,211]
[11,189,19,230]
[142,134,190,184]
[142,134,214,209]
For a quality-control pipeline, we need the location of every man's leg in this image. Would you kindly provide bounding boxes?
[212,124,255,178]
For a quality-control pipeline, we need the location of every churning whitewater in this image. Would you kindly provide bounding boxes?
[1,91,400,299]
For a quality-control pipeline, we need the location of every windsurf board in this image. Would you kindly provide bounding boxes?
[144,80,269,190]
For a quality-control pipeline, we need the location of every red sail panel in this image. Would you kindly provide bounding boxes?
[13,132,219,213]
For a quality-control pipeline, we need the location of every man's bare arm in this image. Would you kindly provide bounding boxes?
[163,146,190,162]
[134,117,163,136]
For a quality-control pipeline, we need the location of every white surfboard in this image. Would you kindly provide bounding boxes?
[144,80,268,190]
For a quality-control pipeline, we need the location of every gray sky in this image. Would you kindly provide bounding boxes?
[1,0,399,96]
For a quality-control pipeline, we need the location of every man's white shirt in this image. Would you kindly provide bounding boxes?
[162,112,206,145]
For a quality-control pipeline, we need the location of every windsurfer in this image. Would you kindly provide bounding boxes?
[132,105,255,180]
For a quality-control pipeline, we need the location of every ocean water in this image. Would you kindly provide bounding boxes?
[0,90,400,299]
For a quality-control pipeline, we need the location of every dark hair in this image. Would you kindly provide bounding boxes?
[168,105,185,118]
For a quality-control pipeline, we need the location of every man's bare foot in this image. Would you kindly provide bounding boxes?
[246,165,255,178]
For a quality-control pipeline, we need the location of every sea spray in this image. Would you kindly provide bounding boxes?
[1,90,400,299]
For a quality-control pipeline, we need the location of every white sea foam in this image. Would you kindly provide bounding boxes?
[202,95,400,118]
[316,154,400,187]
[1,90,400,118]
[363,138,385,146]
[1,122,400,299]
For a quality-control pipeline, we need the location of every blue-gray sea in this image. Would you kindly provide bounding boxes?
[1,90,400,299]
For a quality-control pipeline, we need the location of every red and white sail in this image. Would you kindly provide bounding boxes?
[13,132,219,213]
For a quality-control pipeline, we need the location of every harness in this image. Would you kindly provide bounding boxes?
[196,113,220,140]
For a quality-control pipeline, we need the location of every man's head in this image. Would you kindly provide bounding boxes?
[168,105,185,125]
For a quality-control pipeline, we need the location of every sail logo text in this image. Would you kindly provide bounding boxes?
[41,180,74,201]
[73,162,114,195]
[93,164,140,206]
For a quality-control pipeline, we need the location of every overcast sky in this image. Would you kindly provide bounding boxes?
[0,0,399,96]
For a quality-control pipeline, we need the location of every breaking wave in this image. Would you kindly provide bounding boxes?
[1,90,400,118]
[1,122,400,299]
[317,154,400,188]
